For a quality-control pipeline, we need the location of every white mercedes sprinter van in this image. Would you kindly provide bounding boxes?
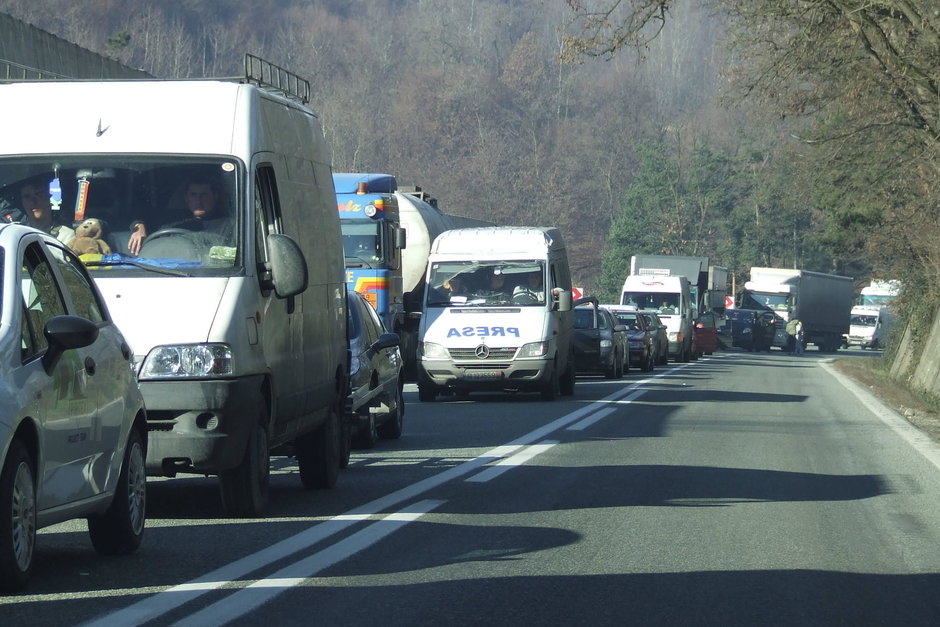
[621,273,693,362]
[417,226,575,401]
[0,56,348,516]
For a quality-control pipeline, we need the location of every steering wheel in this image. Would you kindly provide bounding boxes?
[141,228,194,244]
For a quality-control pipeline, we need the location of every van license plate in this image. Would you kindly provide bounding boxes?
[463,370,503,381]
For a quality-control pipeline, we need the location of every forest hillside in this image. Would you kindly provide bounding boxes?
[7,1,911,305]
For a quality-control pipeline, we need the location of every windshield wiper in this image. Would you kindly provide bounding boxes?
[84,258,195,277]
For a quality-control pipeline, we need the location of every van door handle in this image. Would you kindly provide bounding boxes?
[84,357,96,376]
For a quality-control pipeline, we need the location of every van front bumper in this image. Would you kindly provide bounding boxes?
[419,357,552,392]
[139,375,265,476]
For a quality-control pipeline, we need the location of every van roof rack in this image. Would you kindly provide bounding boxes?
[242,53,310,104]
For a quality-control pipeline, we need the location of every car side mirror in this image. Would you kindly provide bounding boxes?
[266,233,308,298]
[372,332,400,352]
[556,290,573,312]
[42,314,99,374]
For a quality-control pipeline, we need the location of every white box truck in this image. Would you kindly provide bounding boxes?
[417,226,575,401]
[0,56,349,516]
[621,273,694,362]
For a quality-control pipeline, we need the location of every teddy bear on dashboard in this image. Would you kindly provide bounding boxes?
[68,217,112,256]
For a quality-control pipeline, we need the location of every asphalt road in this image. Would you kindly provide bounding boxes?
[5,348,940,626]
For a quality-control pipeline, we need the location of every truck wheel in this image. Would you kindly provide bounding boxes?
[0,439,35,592]
[219,419,270,517]
[540,360,560,401]
[298,401,341,490]
[88,427,146,555]
[378,385,405,439]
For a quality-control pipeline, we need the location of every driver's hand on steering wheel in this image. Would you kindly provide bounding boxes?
[128,222,148,256]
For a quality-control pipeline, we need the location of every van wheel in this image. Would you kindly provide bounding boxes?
[379,385,405,439]
[560,359,576,396]
[220,419,270,517]
[540,360,560,401]
[0,439,35,592]
[418,372,437,402]
[339,414,352,469]
[298,402,341,490]
[88,427,146,555]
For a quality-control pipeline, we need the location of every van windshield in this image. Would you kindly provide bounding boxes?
[622,292,679,313]
[426,260,546,307]
[0,156,241,274]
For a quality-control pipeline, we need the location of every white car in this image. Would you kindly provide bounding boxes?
[0,223,147,591]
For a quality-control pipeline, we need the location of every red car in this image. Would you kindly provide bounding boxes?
[692,312,720,358]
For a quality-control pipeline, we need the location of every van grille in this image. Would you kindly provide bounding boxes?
[450,347,518,361]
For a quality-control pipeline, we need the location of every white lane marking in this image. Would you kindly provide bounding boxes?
[466,440,560,483]
[822,361,940,473]
[85,363,693,626]
[567,406,619,431]
[173,499,444,627]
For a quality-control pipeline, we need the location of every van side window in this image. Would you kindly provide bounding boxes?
[254,166,283,286]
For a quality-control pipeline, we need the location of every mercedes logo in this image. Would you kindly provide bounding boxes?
[474,344,490,359]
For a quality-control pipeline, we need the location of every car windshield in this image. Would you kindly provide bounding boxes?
[426,260,546,307]
[0,156,241,275]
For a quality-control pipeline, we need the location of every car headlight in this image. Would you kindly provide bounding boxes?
[420,341,450,360]
[349,353,362,376]
[667,332,679,342]
[518,341,548,358]
[599,339,612,348]
[140,343,233,379]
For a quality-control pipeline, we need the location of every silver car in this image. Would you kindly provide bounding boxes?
[0,223,147,591]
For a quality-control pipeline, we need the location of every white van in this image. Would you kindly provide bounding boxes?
[0,56,348,516]
[845,305,894,350]
[417,227,575,401]
[621,274,693,362]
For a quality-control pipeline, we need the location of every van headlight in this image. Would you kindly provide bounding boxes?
[518,341,548,359]
[140,343,234,379]
[420,342,450,360]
